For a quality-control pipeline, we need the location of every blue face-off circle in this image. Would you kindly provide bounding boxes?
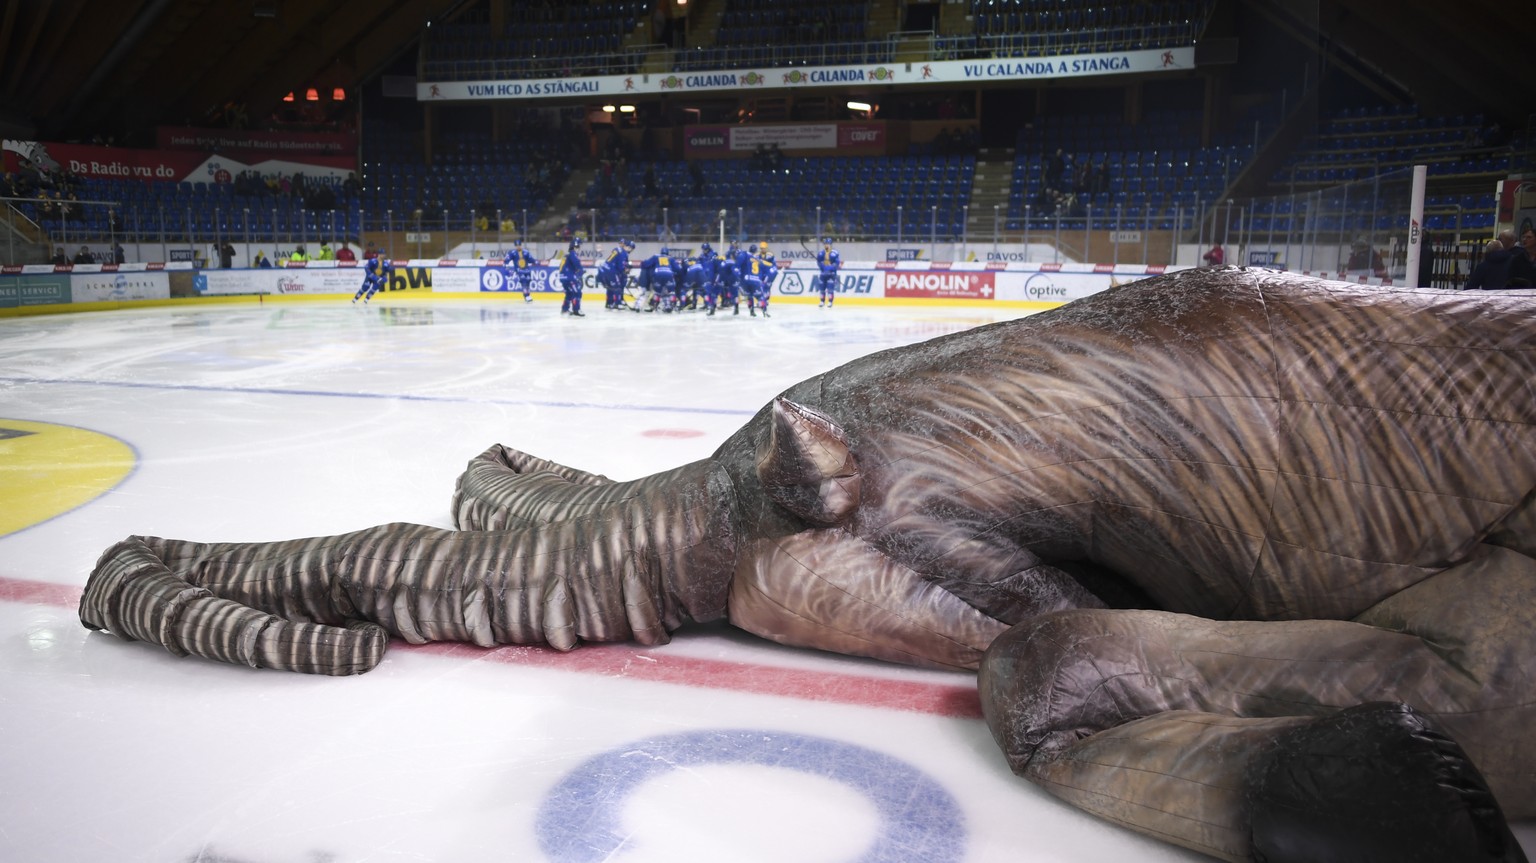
[535,729,966,863]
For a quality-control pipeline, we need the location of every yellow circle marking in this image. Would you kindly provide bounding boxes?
[0,420,136,537]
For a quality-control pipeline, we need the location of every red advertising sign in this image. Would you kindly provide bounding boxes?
[885,271,995,300]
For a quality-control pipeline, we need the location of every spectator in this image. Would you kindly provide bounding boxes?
[290,245,309,263]
[112,243,125,265]
[1203,243,1225,267]
[335,244,356,263]
[1417,239,1437,288]
[1345,237,1386,278]
[73,245,94,265]
[1465,239,1512,290]
[1503,227,1536,287]
[316,242,335,261]
[219,242,235,269]
[52,246,68,266]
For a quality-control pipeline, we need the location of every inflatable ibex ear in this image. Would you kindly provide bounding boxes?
[756,398,860,526]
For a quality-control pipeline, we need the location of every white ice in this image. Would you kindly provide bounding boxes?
[0,297,1529,863]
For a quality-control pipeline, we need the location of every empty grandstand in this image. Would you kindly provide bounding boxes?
[2,1,1533,284]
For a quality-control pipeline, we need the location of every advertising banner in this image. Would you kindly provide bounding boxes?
[421,47,1196,102]
[682,123,887,156]
[837,124,885,148]
[2,138,356,184]
[728,124,839,152]
[472,264,561,294]
[70,272,170,303]
[0,274,71,308]
[769,263,1166,304]
[884,270,996,300]
[155,127,357,157]
[195,269,357,296]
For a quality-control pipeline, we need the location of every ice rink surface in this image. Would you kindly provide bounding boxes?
[2,295,1531,863]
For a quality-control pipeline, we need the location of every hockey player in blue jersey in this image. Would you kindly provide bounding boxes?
[736,242,769,318]
[669,252,689,310]
[558,238,586,317]
[503,239,537,303]
[708,241,740,316]
[638,246,678,313]
[598,238,635,309]
[757,240,778,318]
[815,237,841,308]
[352,255,392,304]
[684,254,708,311]
[686,242,718,310]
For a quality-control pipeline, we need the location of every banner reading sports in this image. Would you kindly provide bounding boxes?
[420,46,1195,102]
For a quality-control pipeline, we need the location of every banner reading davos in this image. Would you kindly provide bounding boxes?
[419,46,1195,101]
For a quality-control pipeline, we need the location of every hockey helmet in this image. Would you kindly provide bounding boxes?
[658,246,669,256]
[571,237,582,249]
[758,241,770,252]
[700,242,712,253]
[622,238,635,250]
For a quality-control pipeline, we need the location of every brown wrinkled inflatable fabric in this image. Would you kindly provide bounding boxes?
[80,269,1535,861]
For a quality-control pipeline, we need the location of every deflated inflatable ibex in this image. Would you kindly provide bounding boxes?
[81,268,1536,862]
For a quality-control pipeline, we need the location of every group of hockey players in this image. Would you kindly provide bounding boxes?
[587,237,843,318]
[356,238,843,314]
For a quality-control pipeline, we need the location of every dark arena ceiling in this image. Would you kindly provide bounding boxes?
[0,0,463,141]
[0,0,1531,142]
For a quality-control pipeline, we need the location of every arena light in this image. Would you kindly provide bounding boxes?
[332,87,346,101]
[305,88,320,101]
[618,105,636,112]
[282,92,295,102]
[847,100,872,112]
[601,104,617,113]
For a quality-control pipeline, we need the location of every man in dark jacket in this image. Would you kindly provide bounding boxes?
[1467,240,1512,290]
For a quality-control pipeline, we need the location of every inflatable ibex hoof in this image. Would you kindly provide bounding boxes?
[80,537,387,676]
[1247,702,1527,863]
